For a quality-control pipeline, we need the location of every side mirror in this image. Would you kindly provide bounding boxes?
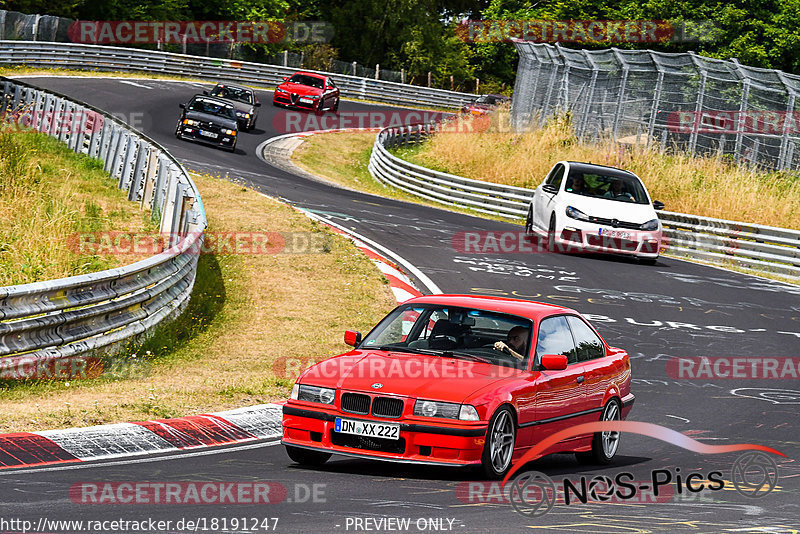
[653,200,665,211]
[542,184,558,195]
[540,354,568,371]
[179,103,185,109]
[255,101,261,107]
[344,330,362,347]
[282,76,288,81]
[202,90,209,95]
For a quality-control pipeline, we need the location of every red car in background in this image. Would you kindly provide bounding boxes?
[273,71,340,113]
[282,294,634,479]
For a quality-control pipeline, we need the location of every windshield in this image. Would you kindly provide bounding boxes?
[287,74,324,89]
[360,304,533,369]
[564,170,650,204]
[210,85,253,104]
[187,98,237,120]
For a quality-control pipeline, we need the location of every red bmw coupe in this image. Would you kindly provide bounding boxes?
[282,295,634,479]
[272,71,340,113]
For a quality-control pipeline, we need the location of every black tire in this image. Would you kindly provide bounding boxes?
[525,206,534,235]
[576,399,621,465]
[547,214,557,253]
[480,406,516,479]
[285,445,331,466]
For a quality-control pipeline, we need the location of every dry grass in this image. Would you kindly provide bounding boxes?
[402,114,800,229]
[0,128,154,285]
[0,173,396,432]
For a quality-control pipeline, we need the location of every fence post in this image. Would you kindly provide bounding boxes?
[283,50,288,66]
[428,72,432,88]
[375,64,380,80]
[401,69,405,84]
[31,14,41,41]
[0,11,6,40]
[646,52,665,148]
[352,61,357,76]
[777,72,796,171]
[578,51,599,138]
[610,50,629,141]
[686,53,709,155]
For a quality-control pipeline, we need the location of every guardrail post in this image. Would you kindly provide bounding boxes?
[104,127,123,174]
[118,134,138,187]
[141,149,159,210]
[128,141,148,201]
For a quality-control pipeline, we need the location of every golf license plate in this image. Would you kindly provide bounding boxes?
[334,417,400,440]
[199,130,218,138]
[599,229,631,239]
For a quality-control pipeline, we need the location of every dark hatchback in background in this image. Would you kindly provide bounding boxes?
[204,83,260,131]
[175,95,238,152]
[461,94,510,116]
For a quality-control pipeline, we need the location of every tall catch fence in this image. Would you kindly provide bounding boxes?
[511,41,800,172]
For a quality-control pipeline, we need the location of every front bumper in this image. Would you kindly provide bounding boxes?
[556,221,661,258]
[177,125,235,148]
[272,92,319,111]
[282,404,488,466]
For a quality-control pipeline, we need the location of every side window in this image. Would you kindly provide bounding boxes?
[545,164,565,190]
[566,316,605,362]
[327,78,337,88]
[535,316,577,365]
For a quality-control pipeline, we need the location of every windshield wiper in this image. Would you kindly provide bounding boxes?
[448,351,493,364]
[377,345,491,363]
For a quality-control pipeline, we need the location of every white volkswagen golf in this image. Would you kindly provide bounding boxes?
[525,161,665,264]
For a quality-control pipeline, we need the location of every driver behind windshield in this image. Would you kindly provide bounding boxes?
[493,326,529,361]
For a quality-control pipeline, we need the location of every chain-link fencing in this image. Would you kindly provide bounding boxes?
[511,41,800,172]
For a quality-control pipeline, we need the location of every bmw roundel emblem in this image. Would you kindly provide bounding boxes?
[371,383,383,389]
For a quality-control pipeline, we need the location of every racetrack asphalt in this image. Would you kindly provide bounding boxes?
[1,76,798,533]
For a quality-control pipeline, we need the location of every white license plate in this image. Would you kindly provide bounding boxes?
[334,417,400,440]
[199,130,218,138]
[299,97,314,104]
[599,229,631,239]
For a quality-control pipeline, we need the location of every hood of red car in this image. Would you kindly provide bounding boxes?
[277,82,323,97]
[298,350,519,404]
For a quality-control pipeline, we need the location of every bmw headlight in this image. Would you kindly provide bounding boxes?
[640,219,659,231]
[413,400,478,420]
[182,119,197,126]
[565,206,591,221]
[293,384,336,404]
[222,129,237,136]
[235,110,245,117]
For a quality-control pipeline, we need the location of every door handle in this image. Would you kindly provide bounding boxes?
[576,375,585,384]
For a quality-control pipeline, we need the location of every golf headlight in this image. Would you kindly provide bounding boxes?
[414,400,477,420]
[640,219,659,231]
[222,129,237,136]
[566,206,591,221]
[294,384,336,404]
[182,119,197,126]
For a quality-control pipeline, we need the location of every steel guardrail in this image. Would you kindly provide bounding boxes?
[0,75,206,366]
[0,41,476,110]
[369,123,800,277]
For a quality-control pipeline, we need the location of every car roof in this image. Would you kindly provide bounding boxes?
[565,161,639,179]
[190,95,234,106]
[402,294,576,320]
[214,83,253,93]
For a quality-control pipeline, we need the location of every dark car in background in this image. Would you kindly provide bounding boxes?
[175,95,238,152]
[204,83,260,131]
[273,71,340,114]
[461,94,511,116]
